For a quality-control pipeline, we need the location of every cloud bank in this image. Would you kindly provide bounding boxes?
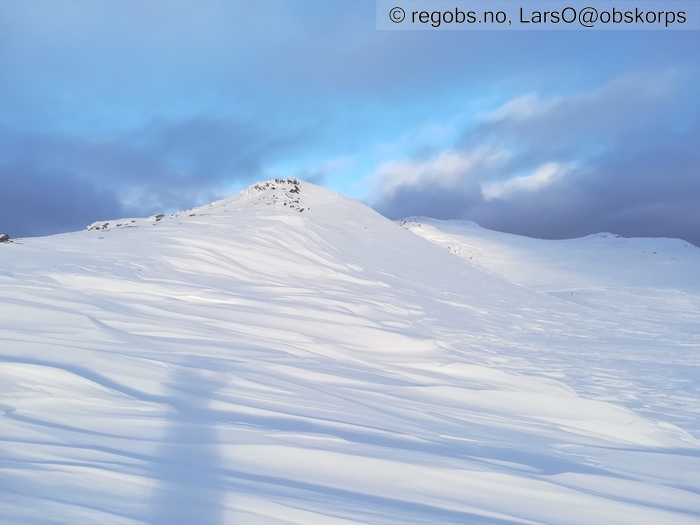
[0,116,311,237]
[1,2,697,244]
[370,72,700,246]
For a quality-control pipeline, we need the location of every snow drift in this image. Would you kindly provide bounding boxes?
[1,179,699,524]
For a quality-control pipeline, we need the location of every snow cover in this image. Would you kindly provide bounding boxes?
[1,178,699,524]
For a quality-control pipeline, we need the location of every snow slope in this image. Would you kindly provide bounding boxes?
[400,217,700,434]
[1,179,699,524]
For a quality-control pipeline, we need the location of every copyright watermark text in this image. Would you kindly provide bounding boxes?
[377,1,700,29]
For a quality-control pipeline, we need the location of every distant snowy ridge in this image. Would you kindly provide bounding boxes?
[400,216,700,289]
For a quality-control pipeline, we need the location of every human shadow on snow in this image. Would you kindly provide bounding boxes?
[148,361,227,525]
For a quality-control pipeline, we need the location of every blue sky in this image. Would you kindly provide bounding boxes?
[2,1,699,244]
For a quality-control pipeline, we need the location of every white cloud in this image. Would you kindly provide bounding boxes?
[478,70,681,144]
[315,155,354,173]
[484,92,544,122]
[371,148,509,196]
[481,162,573,201]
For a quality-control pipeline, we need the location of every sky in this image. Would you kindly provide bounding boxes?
[1,0,699,245]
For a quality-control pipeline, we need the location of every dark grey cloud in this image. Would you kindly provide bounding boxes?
[0,115,313,237]
[371,74,700,247]
[374,128,700,246]
[479,133,700,243]
[0,163,126,239]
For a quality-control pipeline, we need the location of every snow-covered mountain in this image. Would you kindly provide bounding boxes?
[1,179,699,525]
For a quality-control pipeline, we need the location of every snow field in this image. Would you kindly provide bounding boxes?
[1,180,698,524]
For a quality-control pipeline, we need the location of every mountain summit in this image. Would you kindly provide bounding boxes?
[86,178,309,232]
[229,177,306,211]
[1,179,699,525]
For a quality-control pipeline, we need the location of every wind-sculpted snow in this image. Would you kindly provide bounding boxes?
[400,217,700,435]
[1,180,699,524]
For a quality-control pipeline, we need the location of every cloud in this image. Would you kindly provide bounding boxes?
[1,2,698,242]
[369,71,700,246]
[481,162,574,201]
[291,155,355,186]
[0,115,313,236]
[0,163,126,239]
[477,133,700,243]
[371,148,509,196]
[468,70,685,162]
